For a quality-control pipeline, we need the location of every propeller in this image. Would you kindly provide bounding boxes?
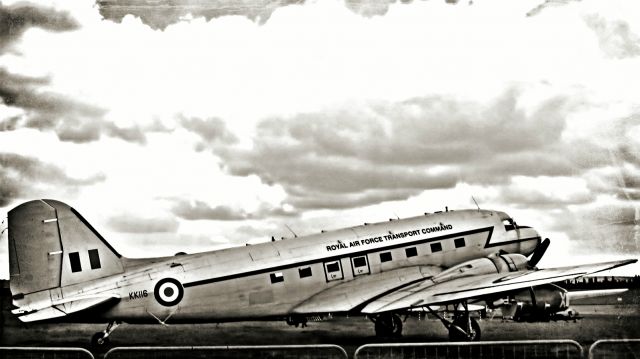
[528,238,550,267]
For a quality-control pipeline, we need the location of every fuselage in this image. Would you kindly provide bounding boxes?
[14,208,541,324]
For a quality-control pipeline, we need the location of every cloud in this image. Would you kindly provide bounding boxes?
[0,69,169,143]
[97,0,421,30]
[0,152,106,207]
[585,14,640,59]
[497,176,595,208]
[586,165,640,202]
[526,0,577,17]
[0,2,78,51]
[172,200,249,221]
[0,69,103,118]
[0,69,106,141]
[0,4,170,144]
[289,188,420,210]
[548,204,639,256]
[107,214,179,233]
[171,199,295,220]
[210,89,587,210]
[179,116,237,151]
[0,0,637,271]
[97,0,298,29]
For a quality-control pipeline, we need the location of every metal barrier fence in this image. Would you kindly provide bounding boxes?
[0,346,95,359]
[104,345,349,359]
[353,340,584,359]
[588,339,640,359]
[5,340,640,359]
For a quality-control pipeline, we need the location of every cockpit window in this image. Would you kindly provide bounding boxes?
[503,218,517,231]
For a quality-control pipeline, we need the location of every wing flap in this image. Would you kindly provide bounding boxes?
[293,265,441,313]
[362,259,636,314]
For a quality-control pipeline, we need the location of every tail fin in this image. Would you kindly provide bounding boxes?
[8,199,124,297]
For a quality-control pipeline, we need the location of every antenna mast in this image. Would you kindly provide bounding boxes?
[284,224,298,238]
[471,196,480,212]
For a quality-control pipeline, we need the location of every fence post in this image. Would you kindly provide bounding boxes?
[588,339,640,359]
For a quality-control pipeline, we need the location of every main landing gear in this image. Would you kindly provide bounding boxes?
[371,313,403,338]
[91,321,121,349]
[427,301,481,341]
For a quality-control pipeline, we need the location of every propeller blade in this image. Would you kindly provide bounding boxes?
[528,237,550,267]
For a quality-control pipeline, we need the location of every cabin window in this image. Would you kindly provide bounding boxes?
[324,260,344,281]
[405,247,418,258]
[270,272,284,283]
[69,252,82,272]
[380,252,392,262]
[352,256,367,268]
[298,266,312,278]
[454,238,466,248]
[326,262,340,273]
[430,242,442,253]
[88,249,101,269]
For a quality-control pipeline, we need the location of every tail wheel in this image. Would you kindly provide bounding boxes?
[91,332,110,349]
[448,316,481,341]
[374,313,403,338]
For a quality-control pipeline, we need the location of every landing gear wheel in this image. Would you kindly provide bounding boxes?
[91,332,110,348]
[448,316,481,341]
[374,313,403,338]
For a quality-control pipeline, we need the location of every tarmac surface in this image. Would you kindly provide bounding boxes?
[2,305,639,357]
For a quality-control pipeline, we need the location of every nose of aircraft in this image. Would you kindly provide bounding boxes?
[518,227,541,256]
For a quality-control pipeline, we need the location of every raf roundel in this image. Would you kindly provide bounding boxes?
[154,278,184,307]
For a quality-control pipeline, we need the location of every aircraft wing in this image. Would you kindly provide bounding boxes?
[292,265,442,313]
[12,294,120,322]
[361,259,636,314]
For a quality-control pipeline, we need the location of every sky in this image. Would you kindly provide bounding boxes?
[0,0,639,279]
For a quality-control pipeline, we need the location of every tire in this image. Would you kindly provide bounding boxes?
[448,316,481,341]
[91,332,110,349]
[374,313,403,338]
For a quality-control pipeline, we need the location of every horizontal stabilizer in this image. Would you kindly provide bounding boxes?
[13,294,120,322]
[14,307,67,323]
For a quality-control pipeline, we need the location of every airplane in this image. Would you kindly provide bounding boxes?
[6,199,637,347]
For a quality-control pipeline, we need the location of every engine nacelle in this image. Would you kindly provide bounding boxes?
[433,253,529,283]
[492,284,569,322]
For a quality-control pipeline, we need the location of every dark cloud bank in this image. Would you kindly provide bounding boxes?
[208,91,576,208]
[97,0,424,30]
[179,88,639,219]
[0,2,79,51]
[0,66,163,144]
[0,153,105,207]
[0,3,167,144]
